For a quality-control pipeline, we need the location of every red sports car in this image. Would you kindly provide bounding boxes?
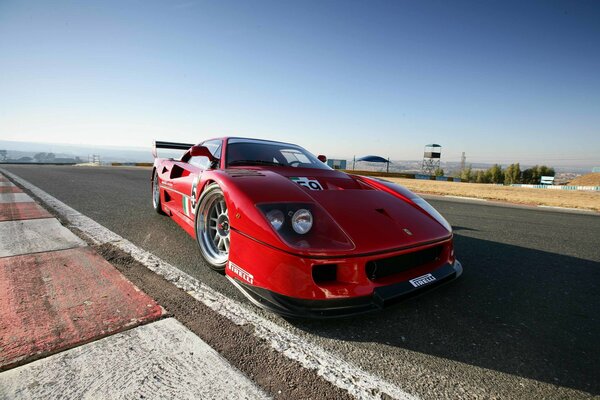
[152,137,462,317]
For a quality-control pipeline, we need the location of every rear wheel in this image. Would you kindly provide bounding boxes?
[195,183,229,272]
[152,170,165,215]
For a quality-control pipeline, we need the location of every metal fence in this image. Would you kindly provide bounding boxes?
[511,184,600,191]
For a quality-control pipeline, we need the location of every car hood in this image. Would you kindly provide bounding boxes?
[226,167,451,255]
[307,188,450,253]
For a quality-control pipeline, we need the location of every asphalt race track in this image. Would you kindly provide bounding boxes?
[3,165,600,399]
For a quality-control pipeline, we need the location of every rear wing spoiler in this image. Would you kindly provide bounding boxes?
[152,140,195,158]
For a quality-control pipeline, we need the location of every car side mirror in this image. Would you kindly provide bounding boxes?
[317,155,327,163]
[190,145,216,161]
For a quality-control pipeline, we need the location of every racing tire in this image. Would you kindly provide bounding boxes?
[152,170,166,215]
[195,183,229,273]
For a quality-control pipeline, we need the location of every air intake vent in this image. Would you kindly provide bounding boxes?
[312,264,337,284]
[366,246,442,281]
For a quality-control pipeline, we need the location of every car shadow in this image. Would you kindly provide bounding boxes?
[287,234,600,395]
[451,225,478,232]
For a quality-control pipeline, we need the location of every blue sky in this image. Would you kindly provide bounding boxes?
[1,0,599,166]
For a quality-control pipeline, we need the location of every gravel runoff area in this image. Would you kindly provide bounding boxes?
[386,178,600,212]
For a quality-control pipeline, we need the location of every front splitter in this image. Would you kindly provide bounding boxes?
[228,260,463,319]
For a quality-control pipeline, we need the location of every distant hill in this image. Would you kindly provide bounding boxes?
[0,140,595,173]
[569,173,600,186]
[0,140,182,164]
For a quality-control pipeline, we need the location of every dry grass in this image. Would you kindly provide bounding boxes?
[569,173,600,186]
[385,178,600,212]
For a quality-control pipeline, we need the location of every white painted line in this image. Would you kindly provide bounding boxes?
[0,318,269,400]
[0,182,15,187]
[0,192,33,203]
[1,169,418,400]
[537,205,596,213]
[0,218,87,258]
[444,195,488,202]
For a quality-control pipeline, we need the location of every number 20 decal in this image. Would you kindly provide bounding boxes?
[290,177,323,191]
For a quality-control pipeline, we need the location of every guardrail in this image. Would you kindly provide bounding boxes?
[111,162,153,167]
[342,170,463,182]
[0,162,77,165]
[511,184,600,191]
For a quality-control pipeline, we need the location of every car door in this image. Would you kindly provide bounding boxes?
[171,139,223,223]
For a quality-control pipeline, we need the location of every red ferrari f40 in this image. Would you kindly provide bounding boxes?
[152,137,462,317]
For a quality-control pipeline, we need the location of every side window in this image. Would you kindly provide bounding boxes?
[189,140,222,169]
[204,140,222,159]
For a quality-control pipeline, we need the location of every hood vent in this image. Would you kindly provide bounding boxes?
[225,169,265,178]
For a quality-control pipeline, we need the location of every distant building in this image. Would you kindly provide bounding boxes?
[327,159,347,170]
[54,158,77,163]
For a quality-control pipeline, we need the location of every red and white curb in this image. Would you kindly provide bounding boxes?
[536,205,597,213]
[0,318,267,399]
[0,172,268,400]
[0,218,86,257]
[0,192,35,203]
[443,195,488,202]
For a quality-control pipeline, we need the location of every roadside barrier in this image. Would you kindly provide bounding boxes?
[111,162,153,167]
[343,170,464,182]
[511,184,600,191]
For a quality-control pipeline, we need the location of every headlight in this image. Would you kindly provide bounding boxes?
[257,202,353,250]
[291,209,313,234]
[265,209,285,230]
[413,198,452,232]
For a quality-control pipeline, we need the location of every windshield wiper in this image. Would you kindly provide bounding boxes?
[228,160,282,166]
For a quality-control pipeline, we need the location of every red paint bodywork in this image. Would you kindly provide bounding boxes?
[152,137,456,303]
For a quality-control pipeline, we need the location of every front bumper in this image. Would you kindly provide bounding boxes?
[228,260,462,318]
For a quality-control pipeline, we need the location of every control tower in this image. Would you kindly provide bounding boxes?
[421,144,441,175]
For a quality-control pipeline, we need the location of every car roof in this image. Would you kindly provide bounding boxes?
[205,137,301,148]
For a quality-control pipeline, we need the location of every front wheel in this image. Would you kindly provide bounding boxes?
[195,183,229,272]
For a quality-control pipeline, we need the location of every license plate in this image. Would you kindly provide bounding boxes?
[409,273,436,288]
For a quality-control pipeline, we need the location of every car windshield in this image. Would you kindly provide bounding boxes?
[226,139,331,170]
